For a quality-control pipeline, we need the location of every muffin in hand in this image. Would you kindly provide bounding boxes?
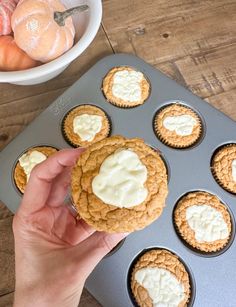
[71,135,168,232]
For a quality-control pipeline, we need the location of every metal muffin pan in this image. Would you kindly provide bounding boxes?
[0,54,236,307]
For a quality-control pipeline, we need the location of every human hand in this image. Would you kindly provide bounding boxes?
[13,148,127,307]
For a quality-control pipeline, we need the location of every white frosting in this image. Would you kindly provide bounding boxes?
[231,160,236,182]
[19,150,47,181]
[73,114,103,141]
[92,149,148,208]
[163,115,197,136]
[112,70,143,102]
[135,267,185,307]
[186,205,229,242]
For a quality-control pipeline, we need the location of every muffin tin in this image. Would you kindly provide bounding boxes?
[0,54,236,306]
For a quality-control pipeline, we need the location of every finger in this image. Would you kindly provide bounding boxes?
[51,206,95,246]
[72,232,128,279]
[74,219,96,243]
[20,148,85,215]
[46,166,72,207]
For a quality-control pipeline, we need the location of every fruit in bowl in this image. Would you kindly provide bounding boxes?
[0,0,102,85]
[0,36,39,71]
[11,0,87,63]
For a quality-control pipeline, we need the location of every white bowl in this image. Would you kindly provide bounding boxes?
[0,0,102,85]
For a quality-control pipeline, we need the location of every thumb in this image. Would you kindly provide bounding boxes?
[72,231,128,280]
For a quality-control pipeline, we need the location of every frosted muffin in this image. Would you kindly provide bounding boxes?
[62,105,110,147]
[130,249,191,307]
[71,135,168,233]
[154,104,202,148]
[211,144,236,193]
[14,146,58,193]
[102,66,150,108]
[174,191,231,252]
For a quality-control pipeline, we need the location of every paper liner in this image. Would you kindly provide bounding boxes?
[154,103,203,149]
[129,248,191,307]
[102,66,151,109]
[102,95,146,109]
[211,143,236,194]
[173,191,232,253]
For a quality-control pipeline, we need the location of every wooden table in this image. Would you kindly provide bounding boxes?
[1,1,236,306]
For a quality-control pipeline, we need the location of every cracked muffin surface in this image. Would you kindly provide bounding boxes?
[71,135,168,232]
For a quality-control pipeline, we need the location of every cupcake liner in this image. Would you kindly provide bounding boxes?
[211,143,236,194]
[129,248,191,306]
[102,96,145,109]
[211,167,236,194]
[102,66,151,109]
[154,103,203,149]
[173,191,232,253]
[61,105,112,148]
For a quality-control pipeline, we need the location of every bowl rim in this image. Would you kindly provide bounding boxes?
[0,0,102,82]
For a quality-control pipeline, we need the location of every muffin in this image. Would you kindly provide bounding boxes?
[62,105,110,147]
[102,66,150,108]
[154,104,202,148]
[130,249,191,307]
[211,144,236,193]
[71,135,168,233]
[14,146,58,194]
[174,191,231,253]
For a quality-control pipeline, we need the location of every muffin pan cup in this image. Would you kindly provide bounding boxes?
[153,103,203,149]
[1,54,236,306]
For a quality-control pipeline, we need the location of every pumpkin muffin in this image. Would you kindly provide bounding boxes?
[71,135,168,233]
[130,249,191,307]
[14,146,58,194]
[102,66,150,108]
[174,191,231,253]
[154,104,202,148]
[211,144,236,194]
[62,105,111,147]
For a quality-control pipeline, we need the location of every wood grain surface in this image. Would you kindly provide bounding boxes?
[1,1,236,306]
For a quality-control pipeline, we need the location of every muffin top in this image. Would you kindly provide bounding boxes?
[102,66,150,108]
[62,105,110,147]
[131,249,190,307]
[154,104,201,148]
[14,146,58,193]
[211,144,236,193]
[71,135,168,232]
[174,191,231,252]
